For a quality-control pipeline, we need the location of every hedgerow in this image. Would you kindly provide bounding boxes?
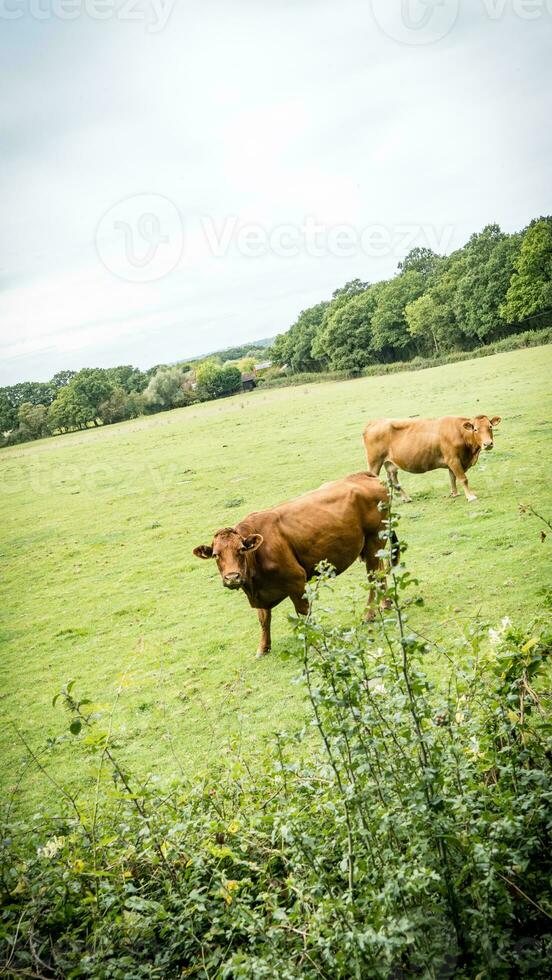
[259,328,552,390]
[1,507,551,978]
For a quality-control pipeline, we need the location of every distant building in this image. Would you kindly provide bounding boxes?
[254,360,272,373]
[241,371,257,392]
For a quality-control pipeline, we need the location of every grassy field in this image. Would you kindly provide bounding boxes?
[1,345,551,812]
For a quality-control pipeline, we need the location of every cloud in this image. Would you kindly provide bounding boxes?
[1,0,551,384]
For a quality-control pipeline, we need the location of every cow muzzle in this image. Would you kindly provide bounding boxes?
[223,573,243,590]
[483,441,493,451]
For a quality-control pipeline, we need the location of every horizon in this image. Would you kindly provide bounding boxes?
[2,2,551,386]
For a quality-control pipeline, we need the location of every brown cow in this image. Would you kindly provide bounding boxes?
[193,472,397,657]
[363,415,502,503]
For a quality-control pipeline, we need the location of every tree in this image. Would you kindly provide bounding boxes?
[312,287,382,370]
[235,357,256,373]
[452,225,522,341]
[405,293,444,355]
[195,363,242,400]
[67,369,114,425]
[331,279,370,302]
[143,366,188,411]
[17,402,50,440]
[0,392,17,434]
[49,385,91,431]
[371,271,426,358]
[398,247,442,279]
[125,391,146,418]
[49,370,77,392]
[271,302,329,372]
[98,387,131,425]
[105,365,148,393]
[501,218,552,324]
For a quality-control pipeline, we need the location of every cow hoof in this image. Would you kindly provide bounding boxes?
[449,492,459,499]
[467,494,478,503]
[401,497,413,504]
[256,649,270,659]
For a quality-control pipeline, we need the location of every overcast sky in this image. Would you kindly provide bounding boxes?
[1,0,551,384]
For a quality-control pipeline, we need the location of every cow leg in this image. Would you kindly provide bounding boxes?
[447,460,477,502]
[383,460,412,503]
[448,468,460,498]
[256,608,272,658]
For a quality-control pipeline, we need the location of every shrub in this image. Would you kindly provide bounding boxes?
[196,363,242,400]
[1,513,550,977]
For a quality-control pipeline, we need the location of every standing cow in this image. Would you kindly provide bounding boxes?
[363,415,501,503]
[193,472,398,657]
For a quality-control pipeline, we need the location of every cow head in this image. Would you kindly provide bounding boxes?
[193,527,264,590]
[462,415,501,451]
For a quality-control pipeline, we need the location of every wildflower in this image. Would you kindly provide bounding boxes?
[223,879,239,905]
[37,836,65,859]
[228,820,239,834]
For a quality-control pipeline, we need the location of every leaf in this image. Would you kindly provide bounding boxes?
[507,710,520,725]
[521,637,538,654]
[69,719,82,735]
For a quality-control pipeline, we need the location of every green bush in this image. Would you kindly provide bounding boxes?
[196,363,243,401]
[1,513,551,978]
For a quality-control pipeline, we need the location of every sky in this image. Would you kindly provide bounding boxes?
[1,0,551,385]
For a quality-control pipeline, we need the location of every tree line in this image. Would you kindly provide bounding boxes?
[269,217,552,372]
[2,218,550,446]
[0,348,268,446]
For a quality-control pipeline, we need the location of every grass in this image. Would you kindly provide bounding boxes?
[1,344,551,812]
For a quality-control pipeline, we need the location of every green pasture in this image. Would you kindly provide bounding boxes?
[1,345,551,811]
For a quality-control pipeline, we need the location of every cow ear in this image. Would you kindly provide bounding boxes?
[462,421,474,431]
[491,416,501,426]
[193,544,213,559]
[241,533,263,552]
